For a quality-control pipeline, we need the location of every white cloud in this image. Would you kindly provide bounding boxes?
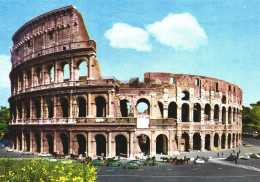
[105,23,152,51]
[146,13,208,51]
[0,55,11,87]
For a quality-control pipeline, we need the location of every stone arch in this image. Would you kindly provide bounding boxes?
[34,132,41,153]
[60,97,69,117]
[137,134,150,155]
[18,132,22,151]
[34,99,41,119]
[222,95,226,104]
[60,133,69,155]
[17,102,23,119]
[46,134,54,154]
[47,64,55,83]
[182,91,190,100]
[168,102,177,119]
[222,107,226,124]
[204,104,211,121]
[158,101,164,118]
[156,134,168,154]
[182,103,189,122]
[76,134,87,155]
[46,98,54,118]
[61,62,70,81]
[26,70,32,88]
[136,98,150,115]
[115,134,127,157]
[95,134,106,157]
[95,96,106,117]
[228,133,231,149]
[77,97,87,117]
[24,100,30,119]
[214,133,219,148]
[193,103,201,122]
[193,133,201,151]
[77,60,88,78]
[233,108,236,123]
[120,99,130,117]
[36,67,42,85]
[228,107,232,124]
[205,134,210,151]
[214,104,219,120]
[221,133,226,149]
[24,132,30,152]
[181,133,189,152]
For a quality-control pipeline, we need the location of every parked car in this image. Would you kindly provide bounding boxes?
[239,154,250,160]
[124,162,139,169]
[194,158,205,164]
[129,160,141,166]
[91,159,104,166]
[58,159,77,164]
[243,143,252,147]
[144,160,159,166]
[38,152,52,157]
[46,157,58,162]
[249,153,260,159]
[225,155,237,161]
[106,160,123,166]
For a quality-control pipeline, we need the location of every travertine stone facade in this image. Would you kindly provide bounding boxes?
[9,5,242,158]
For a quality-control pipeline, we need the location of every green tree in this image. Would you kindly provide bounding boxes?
[242,101,260,132]
[0,106,9,138]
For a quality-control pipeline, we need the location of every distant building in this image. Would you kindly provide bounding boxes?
[9,5,242,158]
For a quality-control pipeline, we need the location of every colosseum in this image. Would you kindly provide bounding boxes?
[9,5,242,158]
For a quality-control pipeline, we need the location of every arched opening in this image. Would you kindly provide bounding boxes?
[63,63,70,81]
[214,105,219,120]
[19,74,23,90]
[232,133,235,148]
[115,135,127,157]
[46,134,54,154]
[228,134,231,149]
[120,99,130,117]
[228,107,232,124]
[47,65,55,83]
[77,134,86,155]
[78,61,87,78]
[158,101,164,118]
[182,103,189,122]
[60,133,69,155]
[60,98,69,117]
[214,133,219,148]
[24,101,30,119]
[17,102,22,119]
[18,132,22,150]
[26,70,32,88]
[193,133,201,151]
[78,97,86,117]
[95,96,106,117]
[233,108,236,123]
[35,133,41,153]
[95,134,106,157]
[136,98,150,115]
[36,67,42,85]
[47,99,54,118]
[137,134,150,155]
[204,104,211,121]
[222,107,226,124]
[222,95,226,104]
[182,91,189,100]
[221,134,226,149]
[193,103,201,122]
[34,99,41,119]
[181,133,189,152]
[205,134,210,151]
[168,102,177,119]
[25,132,30,152]
[156,134,168,154]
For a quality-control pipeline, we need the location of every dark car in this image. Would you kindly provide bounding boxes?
[106,160,123,166]
[225,155,237,161]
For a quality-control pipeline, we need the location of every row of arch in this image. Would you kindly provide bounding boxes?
[12,131,241,156]
[12,59,88,94]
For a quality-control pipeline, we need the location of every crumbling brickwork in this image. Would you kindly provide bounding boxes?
[9,5,242,158]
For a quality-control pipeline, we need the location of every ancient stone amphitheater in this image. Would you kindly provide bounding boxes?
[9,5,242,158]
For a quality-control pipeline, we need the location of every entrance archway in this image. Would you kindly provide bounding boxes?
[137,134,150,155]
[214,133,219,148]
[181,133,189,152]
[77,134,86,155]
[228,134,231,149]
[60,133,69,155]
[35,133,41,153]
[115,135,127,157]
[168,102,177,119]
[205,134,210,151]
[95,134,106,157]
[182,103,189,122]
[156,134,168,154]
[193,133,201,150]
[95,97,106,117]
[46,134,54,154]
[221,133,226,149]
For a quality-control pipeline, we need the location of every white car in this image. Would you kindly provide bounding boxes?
[194,158,205,164]
[38,153,52,157]
[240,154,250,160]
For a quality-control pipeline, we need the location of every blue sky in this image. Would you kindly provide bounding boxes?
[0,0,259,107]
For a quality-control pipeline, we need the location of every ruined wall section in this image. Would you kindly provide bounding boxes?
[11,5,92,68]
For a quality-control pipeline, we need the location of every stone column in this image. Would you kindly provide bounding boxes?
[87,93,92,117]
[189,134,193,151]
[107,91,113,117]
[210,108,214,123]
[129,132,134,159]
[87,132,92,157]
[40,131,44,153]
[30,131,33,153]
[210,134,214,151]
[107,132,112,158]
[219,107,222,124]
[53,96,57,118]
[21,131,25,151]
[201,106,205,124]
[88,54,95,79]
[22,72,26,91]
[53,131,57,153]
[69,132,73,155]
[177,106,181,123]
[150,131,156,155]
[69,58,74,81]
[190,105,193,123]
[201,133,205,151]
[69,94,73,122]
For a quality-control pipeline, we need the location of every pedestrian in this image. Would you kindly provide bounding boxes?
[222,152,224,157]
[217,152,219,157]
[239,149,241,154]
[237,152,239,158]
